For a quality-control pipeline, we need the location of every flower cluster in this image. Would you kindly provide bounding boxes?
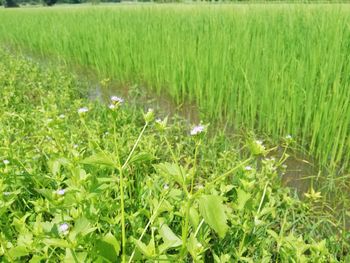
[109,96,124,110]
[190,124,205,136]
[78,107,89,114]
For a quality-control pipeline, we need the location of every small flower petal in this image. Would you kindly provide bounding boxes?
[190,125,205,136]
[78,107,89,114]
[59,223,69,234]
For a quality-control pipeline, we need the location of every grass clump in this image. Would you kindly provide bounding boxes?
[0,50,349,261]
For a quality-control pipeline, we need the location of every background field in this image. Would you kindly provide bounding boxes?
[0,4,349,171]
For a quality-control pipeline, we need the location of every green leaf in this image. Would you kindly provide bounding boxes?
[189,207,200,230]
[236,188,251,211]
[129,152,154,165]
[96,232,120,262]
[69,217,96,240]
[29,255,45,263]
[43,238,71,248]
[48,158,69,176]
[155,162,186,186]
[133,238,155,258]
[198,195,228,238]
[81,152,116,168]
[7,246,29,259]
[64,248,87,263]
[158,223,182,253]
[187,234,203,261]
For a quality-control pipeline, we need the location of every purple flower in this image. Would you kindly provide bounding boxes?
[190,125,205,136]
[59,223,69,234]
[56,189,66,195]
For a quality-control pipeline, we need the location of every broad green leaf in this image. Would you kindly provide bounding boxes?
[187,234,203,261]
[267,229,280,242]
[69,217,96,240]
[64,248,87,263]
[12,214,30,233]
[81,152,116,167]
[48,158,69,176]
[43,238,71,248]
[189,207,200,230]
[155,162,186,186]
[17,233,33,247]
[198,195,228,238]
[96,232,120,262]
[236,188,251,211]
[129,152,154,165]
[7,246,29,259]
[29,255,45,263]
[158,223,182,253]
[133,238,155,258]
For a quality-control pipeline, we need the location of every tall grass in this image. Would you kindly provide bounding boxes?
[0,4,349,171]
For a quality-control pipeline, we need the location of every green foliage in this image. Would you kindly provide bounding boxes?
[0,51,349,262]
[0,50,348,261]
[0,5,348,173]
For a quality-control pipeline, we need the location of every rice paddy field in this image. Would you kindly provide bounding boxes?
[1,4,350,172]
[0,3,350,262]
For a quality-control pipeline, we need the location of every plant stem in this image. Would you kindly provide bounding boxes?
[119,122,148,262]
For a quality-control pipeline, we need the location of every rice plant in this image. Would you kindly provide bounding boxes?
[0,4,349,171]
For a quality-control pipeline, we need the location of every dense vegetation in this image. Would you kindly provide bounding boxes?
[0,48,349,261]
[0,5,349,174]
[1,1,347,8]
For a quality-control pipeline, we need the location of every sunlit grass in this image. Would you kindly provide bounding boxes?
[0,4,349,172]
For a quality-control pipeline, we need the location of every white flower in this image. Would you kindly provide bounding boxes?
[56,189,66,195]
[73,144,78,149]
[59,114,65,119]
[78,107,89,114]
[245,166,253,171]
[286,135,292,140]
[190,125,205,136]
[109,104,115,110]
[3,160,10,165]
[197,184,204,190]
[58,223,69,234]
[47,118,53,123]
[163,184,169,190]
[255,140,263,145]
[111,96,124,104]
[3,192,11,196]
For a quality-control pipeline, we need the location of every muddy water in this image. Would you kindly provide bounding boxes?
[13,45,315,196]
[86,76,315,197]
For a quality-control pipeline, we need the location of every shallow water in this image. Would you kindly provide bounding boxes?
[10,44,316,196]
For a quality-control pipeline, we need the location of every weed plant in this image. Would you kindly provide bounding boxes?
[0,50,349,261]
